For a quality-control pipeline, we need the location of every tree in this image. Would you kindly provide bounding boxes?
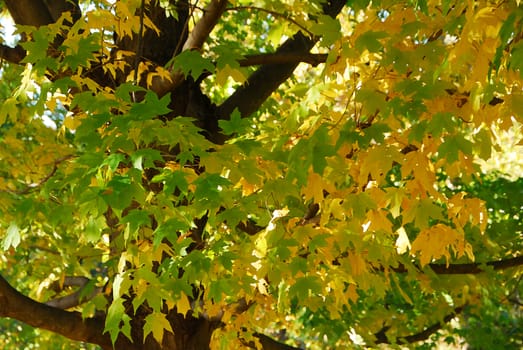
[0,0,522,349]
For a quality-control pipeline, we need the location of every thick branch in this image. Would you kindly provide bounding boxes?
[182,0,228,51]
[254,333,301,350]
[153,0,228,96]
[0,44,26,64]
[375,306,465,344]
[0,274,111,349]
[391,255,523,275]
[4,0,54,26]
[216,0,346,119]
[216,31,314,119]
[5,0,80,26]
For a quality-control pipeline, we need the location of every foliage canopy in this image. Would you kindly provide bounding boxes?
[0,0,522,349]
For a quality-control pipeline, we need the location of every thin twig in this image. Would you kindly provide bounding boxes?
[226,5,313,37]
[0,155,74,195]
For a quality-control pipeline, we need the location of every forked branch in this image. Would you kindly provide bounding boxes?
[216,0,346,119]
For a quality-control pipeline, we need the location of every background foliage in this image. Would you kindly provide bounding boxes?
[0,0,522,349]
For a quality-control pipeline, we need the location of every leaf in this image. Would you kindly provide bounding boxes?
[302,171,335,203]
[0,98,18,125]
[171,50,215,80]
[2,222,20,250]
[310,15,342,46]
[121,209,151,236]
[438,134,473,163]
[355,31,388,53]
[359,144,401,185]
[215,64,247,85]
[101,175,136,210]
[403,198,445,230]
[395,227,411,254]
[176,293,192,316]
[104,298,132,345]
[411,224,474,267]
[85,216,105,243]
[289,276,322,300]
[131,149,163,170]
[153,218,191,247]
[218,108,250,135]
[127,91,171,121]
[62,35,102,70]
[473,128,492,160]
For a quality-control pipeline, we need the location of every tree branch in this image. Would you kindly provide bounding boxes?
[216,32,314,119]
[4,0,54,26]
[182,0,228,51]
[391,255,523,275]
[0,44,26,64]
[4,0,80,26]
[0,274,112,349]
[46,277,103,310]
[153,0,229,96]
[254,333,301,350]
[216,0,346,119]
[239,52,328,67]
[375,305,465,344]
[0,155,74,195]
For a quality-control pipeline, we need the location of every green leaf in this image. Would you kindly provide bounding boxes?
[127,91,171,121]
[62,35,101,70]
[0,98,18,125]
[104,298,132,345]
[310,125,336,174]
[403,198,445,229]
[218,108,250,135]
[115,82,146,103]
[171,51,215,80]
[121,209,151,235]
[85,216,105,243]
[473,128,492,160]
[102,153,127,172]
[20,26,52,63]
[131,149,163,170]
[310,15,341,47]
[491,12,516,76]
[194,173,231,206]
[438,134,473,163]
[355,31,388,53]
[2,222,20,250]
[153,218,191,247]
[428,112,457,137]
[101,175,138,210]
[289,276,322,300]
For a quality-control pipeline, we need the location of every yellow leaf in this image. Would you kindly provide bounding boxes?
[365,209,392,233]
[346,283,358,303]
[359,145,401,185]
[176,293,192,316]
[348,252,367,276]
[411,224,474,267]
[144,312,173,344]
[395,227,411,254]
[302,171,335,204]
[216,64,247,86]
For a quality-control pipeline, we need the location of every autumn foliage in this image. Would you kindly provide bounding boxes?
[0,0,522,349]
